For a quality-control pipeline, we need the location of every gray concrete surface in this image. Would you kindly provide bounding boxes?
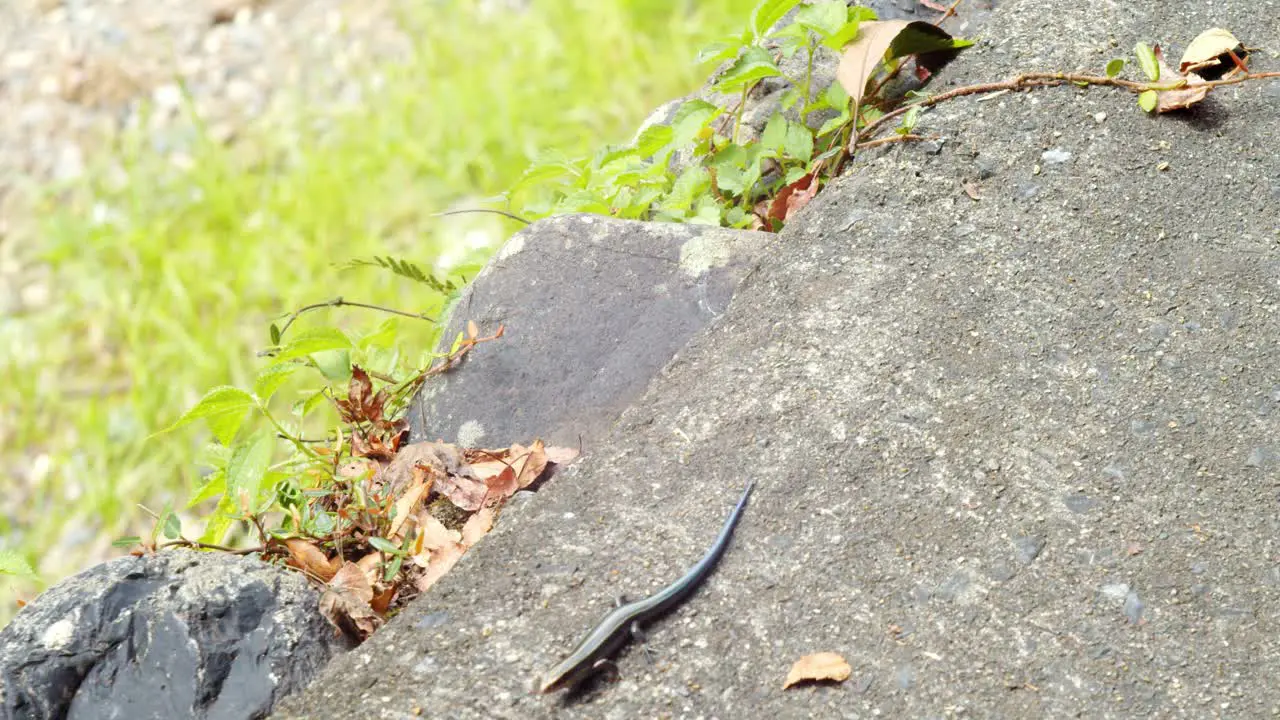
[275,0,1280,717]
[407,215,770,450]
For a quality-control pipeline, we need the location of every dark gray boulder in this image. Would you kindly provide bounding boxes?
[0,550,348,720]
[407,214,769,449]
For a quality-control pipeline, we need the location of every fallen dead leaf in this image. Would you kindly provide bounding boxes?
[783,652,853,689]
[388,478,431,540]
[415,542,467,593]
[283,537,338,582]
[544,445,581,466]
[513,440,550,489]
[413,513,462,560]
[962,181,982,201]
[461,507,496,547]
[1180,27,1246,79]
[319,561,381,640]
[482,465,520,507]
[1151,45,1210,113]
[837,21,967,111]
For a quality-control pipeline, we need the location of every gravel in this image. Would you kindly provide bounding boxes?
[0,0,416,288]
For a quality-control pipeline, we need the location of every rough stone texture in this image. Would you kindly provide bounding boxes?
[0,550,349,720]
[274,0,1280,717]
[408,215,770,449]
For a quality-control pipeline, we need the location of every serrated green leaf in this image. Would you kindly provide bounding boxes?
[712,46,781,93]
[761,114,788,153]
[253,363,300,404]
[1105,58,1125,78]
[163,512,183,540]
[274,327,353,362]
[199,494,239,545]
[697,38,745,66]
[1135,43,1159,81]
[1138,89,1158,112]
[0,549,36,580]
[661,166,712,212]
[295,388,329,420]
[783,123,814,163]
[633,124,674,158]
[753,0,804,38]
[823,7,878,50]
[159,385,257,446]
[795,0,846,38]
[667,100,721,149]
[817,107,852,137]
[186,469,227,508]
[226,430,274,510]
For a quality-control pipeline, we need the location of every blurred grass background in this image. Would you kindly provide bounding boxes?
[0,0,753,625]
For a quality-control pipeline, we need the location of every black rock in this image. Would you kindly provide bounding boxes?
[0,550,349,720]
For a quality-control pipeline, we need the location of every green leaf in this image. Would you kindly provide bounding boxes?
[269,323,281,346]
[159,385,257,446]
[712,46,781,93]
[1105,58,1125,78]
[661,166,712,212]
[711,144,749,195]
[1135,43,1159,81]
[384,555,404,583]
[358,318,400,352]
[295,388,329,421]
[163,512,183,540]
[226,430,274,510]
[697,37,747,66]
[897,105,922,134]
[253,363,300,404]
[667,100,721,150]
[689,197,724,226]
[274,327,353,362]
[752,0,804,38]
[186,469,227,508]
[0,549,36,580]
[823,7,877,50]
[368,536,407,557]
[817,107,852,137]
[199,494,239,545]
[311,349,352,382]
[1137,89,1158,112]
[633,124,674,158]
[795,0,846,38]
[888,23,973,60]
[761,113,788,154]
[784,122,814,163]
[111,536,143,549]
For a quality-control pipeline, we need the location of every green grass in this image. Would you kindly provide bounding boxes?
[0,0,754,624]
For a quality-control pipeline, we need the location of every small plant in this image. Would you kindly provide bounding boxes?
[511,0,971,231]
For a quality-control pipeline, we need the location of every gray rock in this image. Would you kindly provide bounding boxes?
[407,215,770,449]
[0,550,348,720]
[275,0,1280,717]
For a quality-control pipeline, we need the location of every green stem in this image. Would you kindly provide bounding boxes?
[733,84,749,145]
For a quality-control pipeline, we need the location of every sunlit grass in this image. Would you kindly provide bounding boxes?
[0,0,754,624]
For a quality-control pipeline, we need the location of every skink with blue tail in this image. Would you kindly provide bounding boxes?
[537,480,756,694]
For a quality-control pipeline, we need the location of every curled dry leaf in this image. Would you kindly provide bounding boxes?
[837,21,967,111]
[320,561,382,640]
[413,513,462,560]
[283,537,338,582]
[513,439,550,489]
[544,445,581,466]
[1150,45,1210,113]
[388,478,431,540]
[1179,28,1246,79]
[783,652,853,689]
[483,465,520,507]
[767,171,821,230]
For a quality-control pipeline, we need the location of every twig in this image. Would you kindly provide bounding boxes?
[159,538,264,555]
[269,297,436,349]
[855,133,926,149]
[432,208,531,224]
[856,70,1280,146]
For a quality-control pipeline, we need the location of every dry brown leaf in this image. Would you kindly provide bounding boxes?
[388,479,431,540]
[434,469,489,512]
[1151,45,1210,113]
[482,465,520,507]
[319,561,381,640]
[544,445,580,465]
[413,514,462,563]
[467,319,479,339]
[783,652,852,689]
[355,551,384,585]
[513,440,549,489]
[837,21,962,111]
[415,542,467,593]
[461,507,496,547]
[962,181,982,201]
[370,584,398,614]
[1180,28,1245,78]
[283,537,338,582]
[377,441,462,497]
